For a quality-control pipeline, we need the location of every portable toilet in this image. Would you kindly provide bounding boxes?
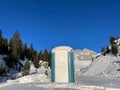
[51,46,75,83]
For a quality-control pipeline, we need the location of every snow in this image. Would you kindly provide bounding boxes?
[74,49,97,61]
[79,55,120,77]
[74,59,92,73]
[1,78,120,90]
[18,74,49,84]
[29,62,37,74]
[1,54,120,89]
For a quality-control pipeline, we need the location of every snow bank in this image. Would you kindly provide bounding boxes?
[74,59,92,73]
[29,63,37,74]
[80,55,120,77]
[18,61,50,84]
[18,74,50,84]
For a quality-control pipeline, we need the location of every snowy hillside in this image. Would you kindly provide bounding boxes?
[4,49,119,90]
[1,48,120,89]
[74,48,97,61]
[79,55,120,77]
[74,49,97,73]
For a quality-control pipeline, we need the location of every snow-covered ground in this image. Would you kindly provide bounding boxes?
[74,58,92,73]
[1,54,120,90]
[1,75,120,90]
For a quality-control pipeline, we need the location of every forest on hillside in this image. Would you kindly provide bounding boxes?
[0,30,51,75]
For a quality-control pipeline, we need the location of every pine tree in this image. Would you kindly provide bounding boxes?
[0,30,2,38]
[20,43,27,60]
[43,49,49,61]
[110,36,117,46]
[38,50,43,60]
[112,45,118,56]
[3,38,8,54]
[0,30,8,54]
[23,43,27,57]
[29,44,35,61]
[22,60,30,76]
[48,51,51,67]
[11,30,22,58]
[33,51,39,68]
[106,46,110,54]
[9,38,13,54]
[7,30,23,68]
[110,36,119,55]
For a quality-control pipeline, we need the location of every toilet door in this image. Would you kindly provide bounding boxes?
[55,51,69,83]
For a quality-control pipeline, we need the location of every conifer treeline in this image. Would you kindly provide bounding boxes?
[101,36,120,56]
[0,30,51,68]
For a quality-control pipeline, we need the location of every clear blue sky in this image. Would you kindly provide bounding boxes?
[0,0,120,52]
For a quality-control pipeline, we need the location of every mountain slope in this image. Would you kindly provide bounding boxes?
[74,48,97,61]
[79,55,120,77]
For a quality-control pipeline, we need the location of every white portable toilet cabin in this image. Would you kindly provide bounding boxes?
[51,46,75,83]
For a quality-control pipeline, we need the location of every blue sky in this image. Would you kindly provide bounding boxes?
[0,0,120,52]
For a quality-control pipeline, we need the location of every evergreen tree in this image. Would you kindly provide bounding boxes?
[33,51,39,68]
[22,60,30,76]
[11,30,22,58]
[110,36,119,55]
[48,51,51,67]
[7,30,22,68]
[26,47,30,60]
[0,30,8,54]
[110,36,117,45]
[3,38,8,54]
[20,43,27,60]
[38,50,43,60]
[29,44,35,60]
[112,45,118,56]
[23,43,28,56]
[9,38,13,54]
[0,30,2,38]
[43,49,49,61]
[106,46,110,54]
